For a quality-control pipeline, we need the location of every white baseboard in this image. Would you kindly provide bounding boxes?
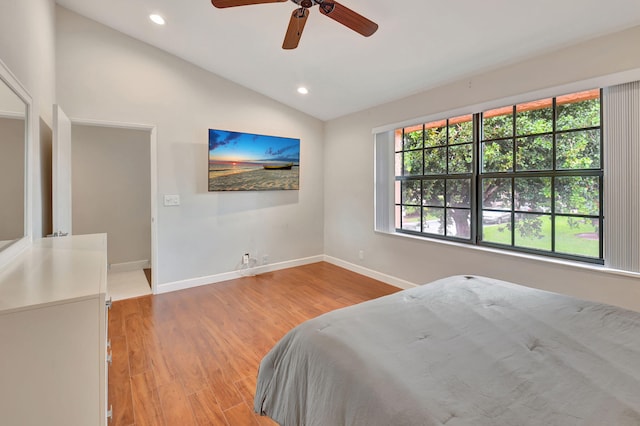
[323,256,417,290]
[156,255,325,294]
[109,259,150,273]
[155,254,415,295]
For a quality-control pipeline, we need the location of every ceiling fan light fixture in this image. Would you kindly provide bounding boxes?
[297,87,309,95]
[149,14,166,25]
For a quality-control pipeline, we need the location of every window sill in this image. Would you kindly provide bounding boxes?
[375,228,640,280]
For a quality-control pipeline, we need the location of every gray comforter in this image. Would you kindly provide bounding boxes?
[254,275,640,425]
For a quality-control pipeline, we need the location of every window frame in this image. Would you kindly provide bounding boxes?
[394,90,604,264]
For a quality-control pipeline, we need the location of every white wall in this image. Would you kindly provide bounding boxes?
[55,7,325,285]
[324,25,640,312]
[71,124,151,266]
[0,0,56,239]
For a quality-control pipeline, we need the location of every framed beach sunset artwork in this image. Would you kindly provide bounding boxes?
[208,129,300,191]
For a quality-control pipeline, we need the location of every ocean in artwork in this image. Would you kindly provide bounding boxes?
[208,129,300,191]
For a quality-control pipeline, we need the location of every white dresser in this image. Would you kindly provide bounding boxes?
[0,234,109,426]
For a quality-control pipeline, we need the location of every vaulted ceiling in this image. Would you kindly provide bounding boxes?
[55,0,640,120]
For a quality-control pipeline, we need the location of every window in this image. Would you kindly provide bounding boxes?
[395,116,474,240]
[394,89,603,263]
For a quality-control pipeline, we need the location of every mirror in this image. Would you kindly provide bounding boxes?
[0,58,31,267]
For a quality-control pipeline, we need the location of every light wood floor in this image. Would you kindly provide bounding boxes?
[108,262,400,426]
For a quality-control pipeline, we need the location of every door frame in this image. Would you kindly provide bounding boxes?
[69,118,159,294]
[53,105,73,236]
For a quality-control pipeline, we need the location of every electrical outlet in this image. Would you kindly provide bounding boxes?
[263,254,269,265]
[242,253,250,265]
[358,250,364,260]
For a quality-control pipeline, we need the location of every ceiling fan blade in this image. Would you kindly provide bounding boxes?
[283,8,309,50]
[318,1,378,37]
[211,0,287,8]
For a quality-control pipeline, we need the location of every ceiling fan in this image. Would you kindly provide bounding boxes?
[210,0,378,50]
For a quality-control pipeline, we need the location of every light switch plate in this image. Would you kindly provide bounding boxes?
[163,194,180,206]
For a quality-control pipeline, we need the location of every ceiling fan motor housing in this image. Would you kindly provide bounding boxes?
[292,0,332,11]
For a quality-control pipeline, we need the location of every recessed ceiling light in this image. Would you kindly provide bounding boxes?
[149,14,166,25]
[297,87,309,95]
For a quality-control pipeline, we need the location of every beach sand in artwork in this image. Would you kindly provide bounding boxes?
[209,167,299,191]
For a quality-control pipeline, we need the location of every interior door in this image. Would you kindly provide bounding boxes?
[52,104,72,236]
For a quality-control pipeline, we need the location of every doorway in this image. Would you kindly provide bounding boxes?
[67,119,158,299]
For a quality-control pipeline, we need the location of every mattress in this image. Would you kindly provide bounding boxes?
[254,275,640,425]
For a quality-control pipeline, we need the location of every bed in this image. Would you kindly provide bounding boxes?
[254,275,640,425]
